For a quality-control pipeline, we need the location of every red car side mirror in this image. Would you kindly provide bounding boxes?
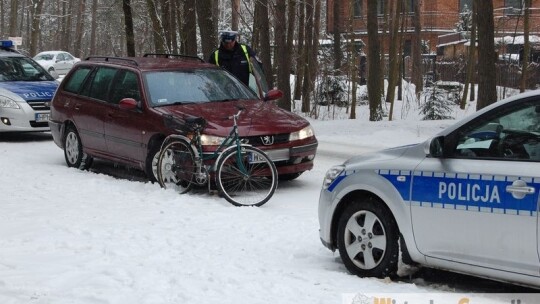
[119,98,138,110]
[264,89,284,101]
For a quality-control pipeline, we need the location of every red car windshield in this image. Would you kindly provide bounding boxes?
[144,68,258,107]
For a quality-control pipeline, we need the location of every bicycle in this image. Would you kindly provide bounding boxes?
[156,106,278,207]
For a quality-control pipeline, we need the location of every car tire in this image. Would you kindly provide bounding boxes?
[63,126,93,170]
[336,197,399,278]
[278,172,303,181]
[146,144,161,183]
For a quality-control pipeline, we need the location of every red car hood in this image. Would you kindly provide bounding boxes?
[154,100,309,136]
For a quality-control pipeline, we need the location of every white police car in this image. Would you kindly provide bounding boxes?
[0,40,58,132]
[319,89,540,288]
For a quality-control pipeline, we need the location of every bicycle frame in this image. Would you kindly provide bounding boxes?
[196,109,250,174]
[160,108,251,188]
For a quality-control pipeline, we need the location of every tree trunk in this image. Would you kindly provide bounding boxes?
[160,0,172,51]
[9,0,19,37]
[253,0,273,86]
[19,0,26,40]
[520,0,531,92]
[333,0,342,74]
[123,0,136,56]
[309,0,320,85]
[29,0,45,56]
[347,0,356,119]
[412,0,423,95]
[74,0,86,58]
[1,1,5,37]
[300,0,314,113]
[231,0,240,30]
[89,0,98,55]
[146,0,166,53]
[475,0,497,110]
[293,0,305,100]
[61,0,73,52]
[180,0,198,56]
[367,0,382,121]
[276,0,291,110]
[461,0,476,109]
[385,0,403,121]
[197,0,217,59]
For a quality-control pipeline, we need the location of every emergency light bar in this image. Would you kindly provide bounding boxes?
[0,40,15,48]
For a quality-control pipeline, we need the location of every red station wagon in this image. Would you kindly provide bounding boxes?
[48,54,318,182]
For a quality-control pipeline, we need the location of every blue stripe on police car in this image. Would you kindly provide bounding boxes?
[379,170,538,215]
[0,81,57,101]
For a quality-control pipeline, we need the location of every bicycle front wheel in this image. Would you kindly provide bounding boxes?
[157,139,196,194]
[216,146,278,207]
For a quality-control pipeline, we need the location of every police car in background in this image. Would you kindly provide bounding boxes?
[0,40,59,132]
[319,89,540,288]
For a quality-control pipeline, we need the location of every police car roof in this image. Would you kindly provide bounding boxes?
[0,48,24,57]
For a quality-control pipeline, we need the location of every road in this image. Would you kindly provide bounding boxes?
[1,132,537,297]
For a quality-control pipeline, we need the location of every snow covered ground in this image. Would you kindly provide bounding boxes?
[0,96,537,304]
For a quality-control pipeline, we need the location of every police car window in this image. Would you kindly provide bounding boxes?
[0,57,52,81]
[64,67,92,94]
[454,101,540,161]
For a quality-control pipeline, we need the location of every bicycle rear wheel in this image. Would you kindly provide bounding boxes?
[216,146,278,207]
[157,139,196,194]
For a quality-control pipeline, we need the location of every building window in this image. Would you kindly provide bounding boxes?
[460,0,472,12]
[377,0,385,15]
[404,0,415,13]
[354,0,362,17]
[505,0,523,15]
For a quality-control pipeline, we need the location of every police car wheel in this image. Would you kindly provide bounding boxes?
[64,126,93,170]
[336,197,399,278]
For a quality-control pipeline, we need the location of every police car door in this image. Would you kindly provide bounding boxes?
[411,97,540,278]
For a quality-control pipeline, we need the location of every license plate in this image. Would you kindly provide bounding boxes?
[248,152,266,164]
[35,112,50,122]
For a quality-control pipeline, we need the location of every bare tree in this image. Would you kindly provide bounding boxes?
[146,0,166,53]
[300,0,314,113]
[385,0,403,120]
[122,0,136,56]
[9,0,19,37]
[275,0,290,110]
[367,0,382,121]
[411,0,423,95]
[475,0,497,110]
[73,0,87,58]
[253,0,272,86]
[180,0,198,56]
[461,0,476,109]
[160,0,173,51]
[89,0,98,55]
[332,0,342,74]
[29,0,45,56]
[293,0,305,100]
[1,0,5,37]
[231,0,240,30]
[197,0,217,58]
[520,0,531,92]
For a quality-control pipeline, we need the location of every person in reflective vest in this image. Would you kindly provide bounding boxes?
[208,30,257,86]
